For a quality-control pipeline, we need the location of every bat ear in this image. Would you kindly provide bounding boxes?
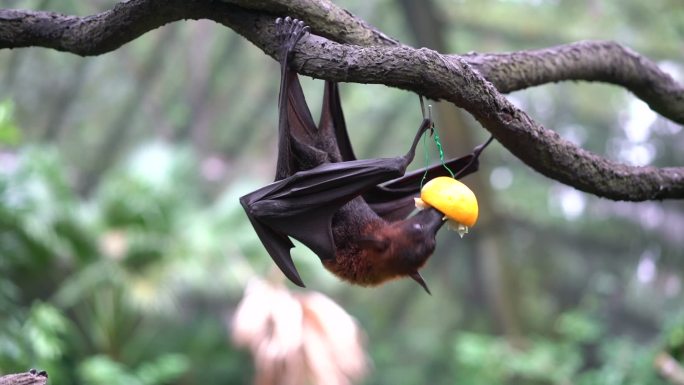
[357,236,389,252]
[410,271,432,295]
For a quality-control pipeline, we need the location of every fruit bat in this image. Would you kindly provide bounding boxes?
[240,17,493,292]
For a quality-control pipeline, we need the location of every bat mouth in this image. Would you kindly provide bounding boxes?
[413,207,447,236]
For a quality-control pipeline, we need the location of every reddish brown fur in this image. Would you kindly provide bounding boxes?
[322,198,440,286]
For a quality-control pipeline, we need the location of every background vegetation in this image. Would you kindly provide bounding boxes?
[1,0,683,384]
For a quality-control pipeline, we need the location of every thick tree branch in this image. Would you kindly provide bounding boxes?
[1,0,681,125]
[0,0,398,54]
[219,0,400,46]
[462,41,684,125]
[0,369,48,385]
[0,0,682,201]
[0,0,204,55]
[276,36,684,201]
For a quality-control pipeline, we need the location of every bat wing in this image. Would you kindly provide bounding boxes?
[240,157,407,286]
[315,78,489,221]
[259,19,411,286]
[319,80,357,162]
[364,152,480,221]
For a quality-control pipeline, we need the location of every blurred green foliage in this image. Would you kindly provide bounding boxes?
[0,146,255,383]
[1,0,683,384]
[0,100,21,146]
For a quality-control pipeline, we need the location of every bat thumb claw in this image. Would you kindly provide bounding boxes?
[410,271,432,295]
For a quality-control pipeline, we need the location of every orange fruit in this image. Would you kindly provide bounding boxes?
[419,177,478,227]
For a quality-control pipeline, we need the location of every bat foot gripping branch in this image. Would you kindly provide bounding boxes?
[275,17,309,71]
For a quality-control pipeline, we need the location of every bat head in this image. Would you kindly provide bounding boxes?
[353,207,445,291]
[392,207,446,269]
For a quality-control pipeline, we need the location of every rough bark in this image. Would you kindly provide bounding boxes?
[0,0,682,200]
[0,370,48,385]
[462,41,684,124]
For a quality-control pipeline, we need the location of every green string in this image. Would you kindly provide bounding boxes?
[433,129,455,178]
[420,122,455,188]
[421,133,430,188]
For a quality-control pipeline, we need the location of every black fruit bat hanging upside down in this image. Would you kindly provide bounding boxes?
[240,17,493,293]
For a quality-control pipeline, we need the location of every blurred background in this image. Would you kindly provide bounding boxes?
[1,0,683,384]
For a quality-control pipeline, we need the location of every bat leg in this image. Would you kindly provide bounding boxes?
[274,17,318,180]
[275,17,309,64]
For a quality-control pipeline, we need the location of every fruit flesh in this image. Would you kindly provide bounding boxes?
[418,177,478,228]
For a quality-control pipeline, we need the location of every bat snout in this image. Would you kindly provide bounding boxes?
[411,207,447,236]
[389,208,446,271]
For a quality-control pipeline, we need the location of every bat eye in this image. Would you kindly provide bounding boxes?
[412,223,422,231]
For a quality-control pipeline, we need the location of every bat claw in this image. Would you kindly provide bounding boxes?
[275,16,310,64]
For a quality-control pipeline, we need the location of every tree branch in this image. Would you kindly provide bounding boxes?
[0,0,206,55]
[219,0,400,46]
[462,41,684,125]
[0,0,682,200]
[0,369,48,385]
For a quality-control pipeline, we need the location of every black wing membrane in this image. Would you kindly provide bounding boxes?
[244,19,410,286]
[240,158,407,286]
[314,69,492,221]
[319,81,357,162]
